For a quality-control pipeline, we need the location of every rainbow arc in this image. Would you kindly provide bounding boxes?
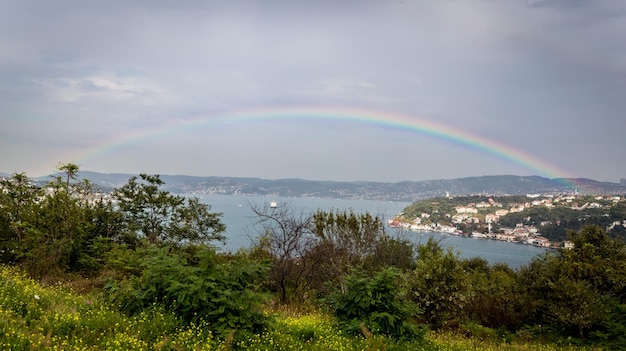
[59,105,578,190]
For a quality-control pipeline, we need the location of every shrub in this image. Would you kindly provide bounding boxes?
[104,246,270,338]
[326,267,424,341]
[407,237,471,329]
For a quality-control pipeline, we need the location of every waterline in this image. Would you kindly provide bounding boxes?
[201,194,547,268]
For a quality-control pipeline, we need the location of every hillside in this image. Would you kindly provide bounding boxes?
[22,171,626,201]
[396,194,626,243]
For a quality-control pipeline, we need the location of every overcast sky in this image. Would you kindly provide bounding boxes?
[1,0,625,183]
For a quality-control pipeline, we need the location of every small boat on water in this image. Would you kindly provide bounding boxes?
[270,201,278,208]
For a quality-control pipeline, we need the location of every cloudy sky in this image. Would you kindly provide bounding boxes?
[1,0,625,183]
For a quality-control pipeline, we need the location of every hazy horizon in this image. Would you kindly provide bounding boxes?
[1,168,621,186]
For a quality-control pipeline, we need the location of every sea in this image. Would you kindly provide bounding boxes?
[198,194,548,269]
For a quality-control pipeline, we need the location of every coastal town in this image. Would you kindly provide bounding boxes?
[388,193,626,249]
[3,171,625,251]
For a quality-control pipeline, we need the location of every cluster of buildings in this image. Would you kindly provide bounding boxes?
[1,176,113,207]
[388,194,625,249]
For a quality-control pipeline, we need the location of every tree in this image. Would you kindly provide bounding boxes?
[463,260,528,330]
[23,165,101,276]
[250,201,318,303]
[0,173,41,263]
[167,197,226,245]
[0,165,116,277]
[563,225,626,302]
[518,225,626,341]
[0,173,39,240]
[407,237,471,328]
[56,162,80,194]
[44,164,87,243]
[547,276,606,339]
[311,209,413,293]
[312,209,385,260]
[113,174,225,246]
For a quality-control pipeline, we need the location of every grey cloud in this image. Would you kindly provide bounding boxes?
[1,0,625,182]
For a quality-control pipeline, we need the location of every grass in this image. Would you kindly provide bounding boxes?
[0,265,596,350]
[428,332,595,351]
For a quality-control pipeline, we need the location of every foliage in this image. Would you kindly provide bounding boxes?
[499,202,626,242]
[0,263,595,351]
[364,233,415,272]
[312,208,386,257]
[3,166,231,287]
[113,173,226,246]
[0,175,30,265]
[429,330,588,351]
[400,194,626,243]
[407,238,472,329]
[518,225,626,341]
[589,299,626,348]
[0,172,42,264]
[463,259,529,330]
[326,267,424,341]
[311,209,415,293]
[103,246,270,337]
[401,195,528,226]
[250,205,415,304]
[3,164,626,349]
[0,265,223,350]
[0,165,116,278]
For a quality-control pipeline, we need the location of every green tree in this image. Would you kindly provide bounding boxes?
[518,225,626,341]
[548,276,607,339]
[407,237,471,328]
[23,165,100,276]
[564,225,626,300]
[56,162,80,194]
[113,174,225,246]
[0,164,116,277]
[0,173,41,263]
[311,209,413,293]
[463,259,528,330]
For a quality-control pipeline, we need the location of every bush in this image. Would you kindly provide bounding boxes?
[104,246,270,338]
[326,267,424,341]
[407,238,471,329]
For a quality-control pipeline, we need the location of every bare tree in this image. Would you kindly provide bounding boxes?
[249,201,320,304]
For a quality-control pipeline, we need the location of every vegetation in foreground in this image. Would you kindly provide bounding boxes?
[1,164,625,350]
[1,265,591,350]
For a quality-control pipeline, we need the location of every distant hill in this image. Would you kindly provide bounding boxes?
[2,171,620,202]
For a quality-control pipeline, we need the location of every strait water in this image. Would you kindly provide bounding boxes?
[199,194,547,268]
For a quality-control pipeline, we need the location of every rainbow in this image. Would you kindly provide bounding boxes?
[59,105,578,189]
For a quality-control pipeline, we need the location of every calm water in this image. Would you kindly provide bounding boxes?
[199,194,547,268]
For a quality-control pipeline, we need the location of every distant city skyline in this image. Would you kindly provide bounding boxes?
[1,1,625,183]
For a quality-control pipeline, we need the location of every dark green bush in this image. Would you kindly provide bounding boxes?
[104,246,270,338]
[326,267,424,341]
